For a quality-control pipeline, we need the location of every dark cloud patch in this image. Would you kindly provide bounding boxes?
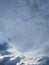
[0,41,12,56]
[0,42,9,52]
[0,41,22,65]
[10,56,22,65]
[38,56,49,65]
[0,56,22,65]
[0,57,11,65]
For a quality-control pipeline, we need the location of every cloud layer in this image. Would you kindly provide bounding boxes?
[0,0,49,65]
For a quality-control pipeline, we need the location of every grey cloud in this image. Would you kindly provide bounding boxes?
[0,0,49,19]
[0,51,11,56]
[0,41,11,56]
[0,57,11,65]
[0,42,9,52]
[20,63,25,65]
[0,0,49,57]
[38,56,49,65]
[5,56,22,65]
[0,56,23,65]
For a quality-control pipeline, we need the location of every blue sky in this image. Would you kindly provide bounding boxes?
[0,0,49,64]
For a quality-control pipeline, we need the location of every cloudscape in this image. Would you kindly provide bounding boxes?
[0,0,49,65]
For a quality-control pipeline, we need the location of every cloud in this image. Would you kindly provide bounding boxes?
[20,63,25,65]
[0,51,11,56]
[6,56,22,65]
[0,57,11,65]
[0,42,9,52]
[38,56,49,65]
[0,41,22,65]
[0,41,12,56]
[0,56,23,65]
[0,0,49,64]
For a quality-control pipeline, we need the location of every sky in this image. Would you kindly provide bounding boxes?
[0,0,49,65]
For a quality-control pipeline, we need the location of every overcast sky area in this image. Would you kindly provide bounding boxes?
[0,0,49,64]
